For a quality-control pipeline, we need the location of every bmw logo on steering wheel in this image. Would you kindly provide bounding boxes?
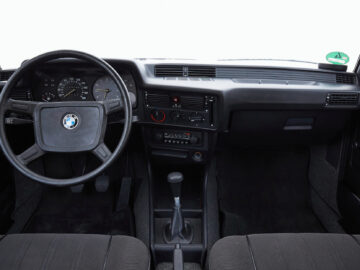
[63,114,79,130]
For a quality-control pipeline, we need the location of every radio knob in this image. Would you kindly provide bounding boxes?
[150,110,166,123]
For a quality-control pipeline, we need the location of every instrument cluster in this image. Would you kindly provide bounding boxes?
[35,71,137,106]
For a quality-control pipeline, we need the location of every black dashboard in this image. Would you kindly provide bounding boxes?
[1,58,360,163]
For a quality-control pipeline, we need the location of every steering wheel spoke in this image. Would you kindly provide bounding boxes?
[6,99,39,116]
[92,143,112,163]
[102,99,124,115]
[17,144,45,165]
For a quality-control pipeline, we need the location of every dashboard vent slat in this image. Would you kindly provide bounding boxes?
[155,65,183,77]
[181,96,204,111]
[188,66,216,77]
[154,65,356,85]
[155,65,216,78]
[326,93,359,106]
[0,70,15,81]
[10,88,31,100]
[216,67,339,84]
[336,74,356,84]
[0,84,30,101]
[145,92,170,108]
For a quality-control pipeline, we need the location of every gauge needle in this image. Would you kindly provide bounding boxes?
[95,89,110,93]
[63,89,76,98]
[95,89,110,99]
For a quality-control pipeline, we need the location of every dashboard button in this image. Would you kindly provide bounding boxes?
[150,110,166,123]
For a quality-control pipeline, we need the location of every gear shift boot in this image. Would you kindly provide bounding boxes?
[163,172,193,244]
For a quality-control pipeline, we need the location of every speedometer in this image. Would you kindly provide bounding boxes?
[57,77,89,101]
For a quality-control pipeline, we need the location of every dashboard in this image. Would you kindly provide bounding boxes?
[32,68,137,106]
[1,57,360,163]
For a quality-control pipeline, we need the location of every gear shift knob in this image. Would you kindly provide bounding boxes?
[167,172,183,198]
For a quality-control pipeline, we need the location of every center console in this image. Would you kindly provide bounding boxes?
[142,90,218,164]
[141,89,218,268]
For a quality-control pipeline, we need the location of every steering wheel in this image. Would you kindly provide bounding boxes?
[0,50,132,186]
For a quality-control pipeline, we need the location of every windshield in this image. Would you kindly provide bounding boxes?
[1,0,358,71]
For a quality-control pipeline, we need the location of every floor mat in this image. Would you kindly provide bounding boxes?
[24,185,134,235]
[217,147,325,236]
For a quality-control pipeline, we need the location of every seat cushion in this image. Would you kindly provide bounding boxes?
[0,234,149,270]
[209,233,360,270]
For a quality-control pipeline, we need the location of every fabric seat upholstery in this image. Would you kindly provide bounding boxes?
[209,233,360,270]
[0,234,149,270]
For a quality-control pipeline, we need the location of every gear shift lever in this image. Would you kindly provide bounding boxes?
[164,172,193,243]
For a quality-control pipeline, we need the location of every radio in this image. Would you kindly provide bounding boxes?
[153,130,202,146]
[144,91,216,128]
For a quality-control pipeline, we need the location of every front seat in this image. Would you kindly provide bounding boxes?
[209,233,360,270]
[0,234,150,270]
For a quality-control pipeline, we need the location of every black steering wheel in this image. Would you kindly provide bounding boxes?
[0,50,132,186]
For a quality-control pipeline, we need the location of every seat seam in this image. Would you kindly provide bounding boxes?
[246,236,257,270]
[102,236,113,270]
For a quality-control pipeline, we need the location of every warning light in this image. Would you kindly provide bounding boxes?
[172,96,180,103]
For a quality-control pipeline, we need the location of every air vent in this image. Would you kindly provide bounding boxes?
[216,67,340,84]
[336,74,356,84]
[0,70,15,81]
[188,66,216,77]
[155,65,183,77]
[145,92,169,108]
[326,93,359,106]
[181,96,204,111]
[0,84,30,100]
[155,65,216,78]
[10,88,31,100]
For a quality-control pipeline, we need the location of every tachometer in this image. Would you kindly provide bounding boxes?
[93,75,137,105]
[92,76,121,101]
[57,77,89,101]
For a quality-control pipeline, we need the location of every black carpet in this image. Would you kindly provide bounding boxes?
[24,185,134,236]
[217,147,325,236]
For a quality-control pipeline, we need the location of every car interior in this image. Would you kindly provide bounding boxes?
[0,50,360,269]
